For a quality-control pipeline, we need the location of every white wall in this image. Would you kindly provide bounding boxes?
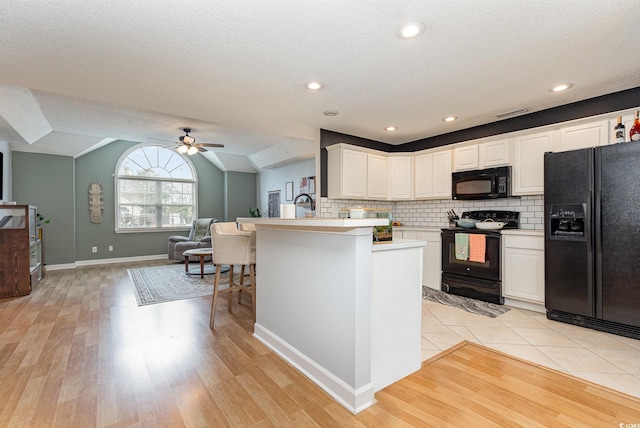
[0,141,10,202]
[320,195,543,230]
[256,158,315,217]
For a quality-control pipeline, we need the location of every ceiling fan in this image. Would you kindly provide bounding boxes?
[174,128,224,155]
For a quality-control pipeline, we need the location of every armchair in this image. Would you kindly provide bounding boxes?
[168,218,217,260]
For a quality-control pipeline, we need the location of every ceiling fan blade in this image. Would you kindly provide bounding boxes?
[197,146,207,152]
[198,143,225,148]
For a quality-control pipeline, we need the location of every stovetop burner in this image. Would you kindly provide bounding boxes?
[445,210,520,231]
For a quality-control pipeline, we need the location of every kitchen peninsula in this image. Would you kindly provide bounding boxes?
[237,217,425,413]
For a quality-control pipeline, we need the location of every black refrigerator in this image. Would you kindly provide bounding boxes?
[544,143,640,340]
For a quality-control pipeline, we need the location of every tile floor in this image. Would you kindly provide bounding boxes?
[421,299,640,399]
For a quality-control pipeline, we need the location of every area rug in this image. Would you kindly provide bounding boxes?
[128,264,231,306]
[422,286,510,318]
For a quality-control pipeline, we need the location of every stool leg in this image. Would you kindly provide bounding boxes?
[228,265,234,313]
[210,265,222,328]
[238,264,246,304]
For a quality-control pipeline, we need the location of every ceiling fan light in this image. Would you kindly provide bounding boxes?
[183,135,195,144]
[187,146,199,155]
[177,144,188,154]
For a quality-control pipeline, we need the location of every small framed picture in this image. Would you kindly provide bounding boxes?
[285,181,294,201]
[300,177,308,193]
[308,176,315,194]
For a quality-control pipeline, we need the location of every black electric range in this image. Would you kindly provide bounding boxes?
[440,210,520,304]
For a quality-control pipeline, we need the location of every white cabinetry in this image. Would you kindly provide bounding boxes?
[453,145,479,171]
[557,120,609,152]
[367,153,388,200]
[503,233,544,308]
[512,131,554,195]
[479,139,510,167]
[327,145,367,199]
[414,150,451,199]
[327,144,388,200]
[396,229,441,290]
[453,139,510,171]
[388,155,413,200]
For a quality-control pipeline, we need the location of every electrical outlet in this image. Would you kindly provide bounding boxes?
[92,246,97,253]
[108,245,113,252]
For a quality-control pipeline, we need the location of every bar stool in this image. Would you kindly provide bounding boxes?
[210,222,256,328]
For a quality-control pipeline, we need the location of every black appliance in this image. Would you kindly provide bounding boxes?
[452,166,511,200]
[545,144,640,340]
[441,210,520,305]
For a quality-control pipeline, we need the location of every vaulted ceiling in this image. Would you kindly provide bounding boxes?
[1,1,638,172]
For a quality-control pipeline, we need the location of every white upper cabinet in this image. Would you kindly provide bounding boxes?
[452,145,479,171]
[388,155,413,200]
[327,145,368,199]
[415,149,451,199]
[327,143,388,200]
[513,131,554,195]
[479,139,510,167]
[367,153,388,200]
[557,119,609,152]
[453,139,510,171]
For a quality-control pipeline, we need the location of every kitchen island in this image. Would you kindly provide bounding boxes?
[237,217,425,413]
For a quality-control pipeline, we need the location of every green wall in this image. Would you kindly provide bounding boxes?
[12,141,256,264]
[225,171,258,221]
[12,152,75,265]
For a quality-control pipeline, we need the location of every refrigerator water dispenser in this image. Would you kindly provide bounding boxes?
[549,203,586,240]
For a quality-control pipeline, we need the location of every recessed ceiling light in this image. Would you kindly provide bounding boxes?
[323,110,339,116]
[550,83,573,92]
[397,22,425,39]
[306,81,324,90]
[385,126,397,132]
[442,116,457,122]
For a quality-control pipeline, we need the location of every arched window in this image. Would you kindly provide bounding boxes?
[115,144,197,231]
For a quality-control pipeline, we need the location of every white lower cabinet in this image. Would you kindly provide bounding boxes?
[503,233,544,306]
[397,229,441,290]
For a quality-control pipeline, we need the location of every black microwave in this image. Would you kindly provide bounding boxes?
[452,166,511,200]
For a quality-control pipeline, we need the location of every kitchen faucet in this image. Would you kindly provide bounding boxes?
[293,193,315,217]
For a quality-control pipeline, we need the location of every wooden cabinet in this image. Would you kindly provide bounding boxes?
[367,153,388,200]
[388,155,413,200]
[512,131,554,195]
[327,145,368,199]
[453,140,510,172]
[0,205,42,298]
[396,229,441,290]
[327,144,389,200]
[503,233,544,304]
[557,119,609,152]
[479,139,510,167]
[453,145,479,171]
[414,149,451,199]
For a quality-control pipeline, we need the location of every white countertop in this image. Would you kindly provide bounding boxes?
[237,217,389,228]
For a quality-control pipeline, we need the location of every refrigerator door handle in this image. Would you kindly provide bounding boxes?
[586,190,595,315]
[593,165,603,318]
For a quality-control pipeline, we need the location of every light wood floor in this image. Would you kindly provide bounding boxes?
[1,260,639,427]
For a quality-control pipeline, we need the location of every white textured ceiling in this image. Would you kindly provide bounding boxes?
[1,1,639,171]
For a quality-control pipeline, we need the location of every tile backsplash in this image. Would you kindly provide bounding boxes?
[320,195,544,230]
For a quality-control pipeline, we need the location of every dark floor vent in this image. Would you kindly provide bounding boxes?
[547,310,640,340]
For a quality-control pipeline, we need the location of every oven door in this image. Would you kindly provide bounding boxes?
[441,230,501,281]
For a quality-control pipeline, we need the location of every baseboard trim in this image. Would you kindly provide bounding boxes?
[253,323,376,414]
[46,254,168,271]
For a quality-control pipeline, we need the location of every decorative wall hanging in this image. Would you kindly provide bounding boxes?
[88,181,104,223]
